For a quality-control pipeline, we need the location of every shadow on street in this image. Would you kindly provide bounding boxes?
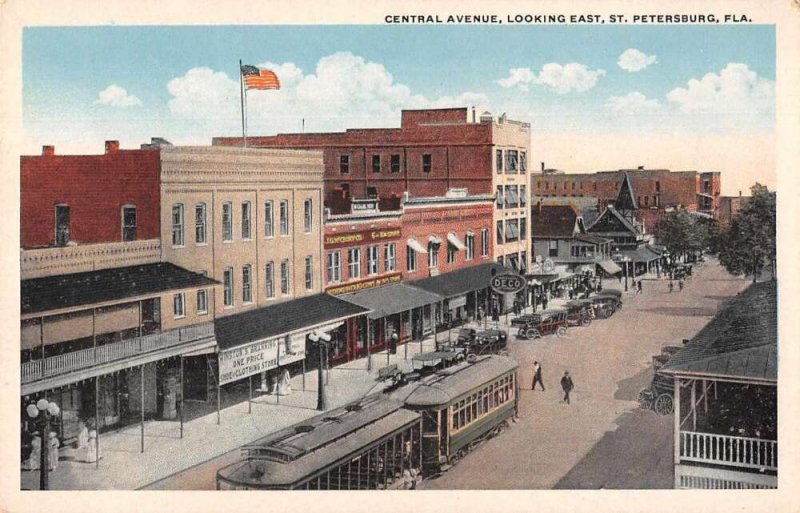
[640,306,718,317]
[613,366,653,402]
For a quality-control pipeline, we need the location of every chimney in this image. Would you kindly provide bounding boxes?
[42,145,55,156]
[638,165,644,170]
[471,106,476,123]
[537,199,542,214]
[105,140,120,154]
[739,190,742,197]
[540,162,545,173]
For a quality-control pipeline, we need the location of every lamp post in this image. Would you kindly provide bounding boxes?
[26,398,60,490]
[309,330,332,411]
[623,257,631,292]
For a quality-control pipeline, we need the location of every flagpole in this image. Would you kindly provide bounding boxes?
[239,59,247,148]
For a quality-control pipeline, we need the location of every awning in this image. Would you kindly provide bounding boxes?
[429,234,442,245]
[410,262,506,298]
[466,229,475,236]
[407,237,428,254]
[597,259,622,275]
[505,222,519,239]
[696,192,714,199]
[447,232,467,250]
[340,283,444,320]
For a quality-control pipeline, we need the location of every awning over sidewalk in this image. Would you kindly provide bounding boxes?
[407,237,427,254]
[447,232,467,250]
[617,245,664,264]
[597,259,622,275]
[410,262,506,298]
[339,283,443,320]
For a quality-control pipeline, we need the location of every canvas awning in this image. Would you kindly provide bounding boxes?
[407,237,428,254]
[429,235,443,245]
[447,232,467,250]
[597,259,622,275]
[340,283,443,320]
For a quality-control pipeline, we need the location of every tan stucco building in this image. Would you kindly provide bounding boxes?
[159,146,325,318]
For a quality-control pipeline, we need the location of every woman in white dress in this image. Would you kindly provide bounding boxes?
[25,433,41,471]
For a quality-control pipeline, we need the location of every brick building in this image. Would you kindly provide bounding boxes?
[718,193,751,226]
[213,107,532,271]
[21,141,161,249]
[531,167,721,230]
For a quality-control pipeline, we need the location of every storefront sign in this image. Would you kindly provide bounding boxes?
[490,273,526,294]
[326,273,402,295]
[448,295,467,309]
[325,228,401,248]
[219,335,306,385]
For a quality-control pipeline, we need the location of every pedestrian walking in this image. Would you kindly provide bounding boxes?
[47,431,60,471]
[678,279,684,291]
[389,332,398,354]
[637,280,643,294]
[541,293,549,311]
[560,371,574,404]
[477,305,484,322]
[668,280,673,293]
[531,361,545,391]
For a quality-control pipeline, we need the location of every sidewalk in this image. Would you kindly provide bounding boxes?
[20,336,438,490]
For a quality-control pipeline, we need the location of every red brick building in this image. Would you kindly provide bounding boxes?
[20,141,161,249]
[532,167,722,230]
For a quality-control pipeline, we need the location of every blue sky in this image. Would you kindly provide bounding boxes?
[22,24,776,193]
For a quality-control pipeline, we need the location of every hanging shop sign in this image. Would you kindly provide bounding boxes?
[490,272,526,294]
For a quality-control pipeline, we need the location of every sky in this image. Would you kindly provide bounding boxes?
[23,24,776,195]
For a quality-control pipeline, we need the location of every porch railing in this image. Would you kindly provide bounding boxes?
[21,322,215,383]
[679,430,777,471]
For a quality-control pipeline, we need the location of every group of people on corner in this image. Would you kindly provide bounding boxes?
[530,361,575,405]
[23,420,100,472]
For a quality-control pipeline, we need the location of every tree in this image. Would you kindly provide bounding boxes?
[655,208,710,263]
[718,184,776,282]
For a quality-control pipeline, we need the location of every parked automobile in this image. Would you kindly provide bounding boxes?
[564,299,593,327]
[513,309,569,340]
[590,294,622,318]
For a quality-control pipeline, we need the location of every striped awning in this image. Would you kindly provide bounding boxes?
[407,237,428,254]
[447,232,467,250]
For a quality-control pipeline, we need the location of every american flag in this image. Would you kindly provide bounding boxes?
[241,65,281,90]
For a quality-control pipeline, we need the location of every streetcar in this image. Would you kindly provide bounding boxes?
[215,354,519,489]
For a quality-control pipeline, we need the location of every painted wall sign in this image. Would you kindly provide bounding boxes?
[324,228,401,247]
[326,273,402,295]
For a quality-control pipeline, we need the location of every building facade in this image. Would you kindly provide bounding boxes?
[213,107,532,272]
[158,145,325,318]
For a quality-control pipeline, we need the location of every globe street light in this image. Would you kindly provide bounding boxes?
[622,257,631,292]
[26,398,60,490]
[309,330,332,411]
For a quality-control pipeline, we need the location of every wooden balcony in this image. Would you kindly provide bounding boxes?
[21,322,215,384]
[679,430,777,472]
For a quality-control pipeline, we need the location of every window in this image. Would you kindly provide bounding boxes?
[407,247,417,272]
[520,251,527,272]
[171,204,184,247]
[703,179,710,192]
[367,245,379,275]
[384,243,396,272]
[593,182,597,191]
[390,154,401,173]
[341,183,350,197]
[223,268,234,307]
[280,200,289,236]
[304,198,313,233]
[520,217,527,240]
[520,151,527,172]
[496,149,503,173]
[173,293,185,318]
[196,289,208,315]
[422,154,432,173]
[655,181,661,192]
[266,262,275,298]
[505,219,519,242]
[280,259,290,295]
[366,187,378,199]
[496,220,504,244]
[242,265,252,303]
[327,251,341,283]
[580,182,585,190]
[222,202,233,241]
[572,182,576,190]
[305,256,314,290]
[505,185,518,208]
[520,185,527,206]
[122,205,136,242]
[447,243,457,264]
[481,228,489,256]
[465,233,475,260]
[241,201,252,240]
[644,195,650,207]
[548,240,558,257]
[195,203,207,244]
[348,248,361,279]
[496,186,503,209]
[428,241,439,269]
[340,154,350,174]
[536,181,541,189]
[372,154,381,173]
[505,150,518,173]
[264,200,274,237]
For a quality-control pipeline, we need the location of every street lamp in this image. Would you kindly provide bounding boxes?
[308,330,332,411]
[622,257,631,292]
[26,398,60,490]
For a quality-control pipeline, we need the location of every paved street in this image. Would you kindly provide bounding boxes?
[420,259,749,489]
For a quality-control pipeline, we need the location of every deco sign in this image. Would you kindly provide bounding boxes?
[490,273,526,294]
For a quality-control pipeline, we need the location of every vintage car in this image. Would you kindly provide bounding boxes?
[639,371,674,415]
[456,328,477,345]
[513,309,569,340]
[441,328,508,358]
[564,299,593,327]
[590,294,622,318]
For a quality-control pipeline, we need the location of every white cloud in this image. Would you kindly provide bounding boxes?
[617,49,657,72]
[606,92,662,114]
[95,84,142,107]
[666,63,774,114]
[497,63,605,94]
[167,52,490,136]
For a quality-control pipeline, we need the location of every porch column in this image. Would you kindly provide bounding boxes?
[302,357,306,391]
[40,316,45,378]
[248,374,252,414]
[691,379,697,431]
[367,318,373,372]
[138,300,143,351]
[703,379,708,414]
[403,311,408,360]
[140,365,145,453]
[92,308,97,365]
[673,376,681,465]
[179,356,184,438]
[95,376,100,469]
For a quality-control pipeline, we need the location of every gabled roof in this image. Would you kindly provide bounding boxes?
[614,172,638,212]
[587,205,640,235]
[661,281,777,383]
[21,262,219,315]
[530,204,581,238]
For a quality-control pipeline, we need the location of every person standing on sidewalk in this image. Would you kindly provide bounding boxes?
[531,361,545,391]
[560,371,574,404]
[637,280,643,294]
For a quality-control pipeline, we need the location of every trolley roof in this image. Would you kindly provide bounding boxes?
[218,408,420,488]
[402,355,518,408]
[241,395,406,460]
